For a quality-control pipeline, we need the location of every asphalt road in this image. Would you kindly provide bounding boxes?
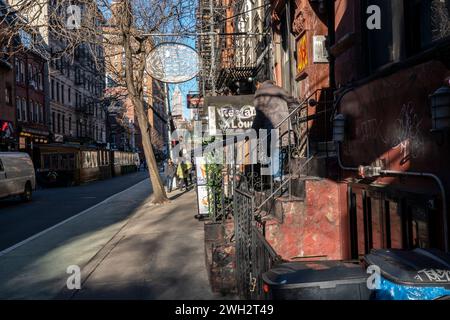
[0,171,150,252]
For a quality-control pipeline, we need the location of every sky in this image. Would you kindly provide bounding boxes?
[101,0,200,120]
[167,12,200,121]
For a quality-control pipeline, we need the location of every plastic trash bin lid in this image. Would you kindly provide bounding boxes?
[262,261,368,288]
[364,248,450,288]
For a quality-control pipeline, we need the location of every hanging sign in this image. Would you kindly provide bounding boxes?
[146,42,200,84]
[206,95,256,136]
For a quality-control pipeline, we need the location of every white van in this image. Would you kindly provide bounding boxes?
[0,152,36,201]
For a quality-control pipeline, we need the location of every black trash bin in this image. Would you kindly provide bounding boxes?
[364,248,450,300]
[262,261,372,300]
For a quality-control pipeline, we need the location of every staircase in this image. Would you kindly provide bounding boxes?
[232,88,349,299]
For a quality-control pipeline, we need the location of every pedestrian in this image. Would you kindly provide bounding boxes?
[135,156,141,172]
[164,159,176,193]
[186,161,193,186]
[176,161,188,191]
[252,80,298,182]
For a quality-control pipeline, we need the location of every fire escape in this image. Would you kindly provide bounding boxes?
[197,0,271,96]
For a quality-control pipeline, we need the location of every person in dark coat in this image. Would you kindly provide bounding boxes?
[252,80,298,180]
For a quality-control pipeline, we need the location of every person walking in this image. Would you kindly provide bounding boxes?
[164,159,176,193]
[252,80,298,183]
[186,161,193,186]
[176,161,188,191]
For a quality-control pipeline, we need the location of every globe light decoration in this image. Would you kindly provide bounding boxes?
[146,42,200,84]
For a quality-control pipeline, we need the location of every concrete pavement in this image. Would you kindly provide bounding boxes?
[0,171,149,251]
[0,179,219,300]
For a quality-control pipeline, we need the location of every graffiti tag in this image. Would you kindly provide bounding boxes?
[417,269,450,283]
[392,102,425,160]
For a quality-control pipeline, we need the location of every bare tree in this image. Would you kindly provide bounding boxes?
[1,0,196,204]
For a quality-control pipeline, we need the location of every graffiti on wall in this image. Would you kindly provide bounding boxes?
[345,102,426,165]
[392,102,425,162]
[358,118,387,144]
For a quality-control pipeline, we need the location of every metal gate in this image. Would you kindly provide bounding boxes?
[250,221,282,299]
[234,189,254,299]
[234,189,282,299]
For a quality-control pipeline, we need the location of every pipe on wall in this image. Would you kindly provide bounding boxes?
[336,143,449,252]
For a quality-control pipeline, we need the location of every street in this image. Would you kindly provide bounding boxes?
[0,171,149,252]
[1,0,450,306]
[0,174,219,299]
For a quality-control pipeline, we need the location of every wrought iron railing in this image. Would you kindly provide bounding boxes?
[234,189,255,299]
[231,88,335,299]
[249,221,283,300]
[236,88,334,204]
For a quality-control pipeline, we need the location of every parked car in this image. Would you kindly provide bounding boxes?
[0,152,36,201]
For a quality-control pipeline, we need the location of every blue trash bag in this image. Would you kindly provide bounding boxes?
[375,277,450,300]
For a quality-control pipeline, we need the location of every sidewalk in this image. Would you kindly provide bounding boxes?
[0,179,219,300]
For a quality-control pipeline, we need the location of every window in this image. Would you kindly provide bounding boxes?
[28,63,33,84]
[38,70,43,91]
[62,115,65,134]
[30,100,34,123]
[61,84,65,104]
[52,112,56,133]
[22,98,27,122]
[16,97,22,121]
[35,102,39,123]
[56,82,60,102]
[363,0,450,74]
[39,104,44,123]
[5,85,12,105]
[20,61,25,83]
[363,0,405,73]
[15,58,20,82]
[51,79,55,100]
[69,117,72,134]
[405,0,450,54]
[68,87,71,104]
[278,3,297,94]
[57,114,61,133]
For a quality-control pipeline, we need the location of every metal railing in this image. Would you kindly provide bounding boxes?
[236,89,334,206]
[231,88,335,299]
[234,189,255,299]
[250,221,283,300]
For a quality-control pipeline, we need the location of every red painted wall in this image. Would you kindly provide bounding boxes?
[340,61,450,189]
[264,179,350,261]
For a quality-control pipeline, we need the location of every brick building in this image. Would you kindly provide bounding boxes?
[333,0,450,254]
[14,29,50,163]
[0,0,16,151]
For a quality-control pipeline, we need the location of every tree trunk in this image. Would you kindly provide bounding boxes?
[134,97,169,204]
[119,0,169,204]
